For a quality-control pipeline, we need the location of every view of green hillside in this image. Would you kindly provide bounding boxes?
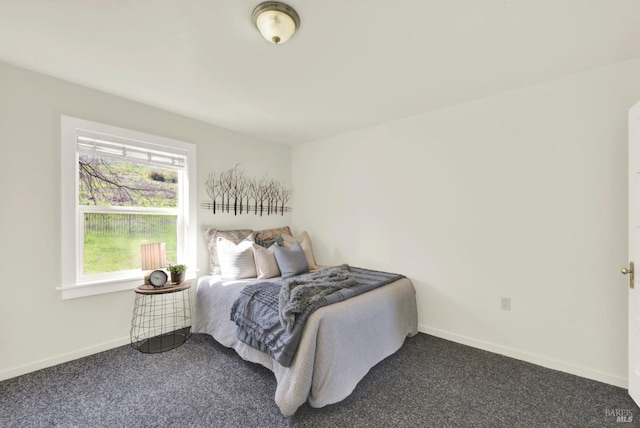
[79,157,178,207]
[79,157,179,274]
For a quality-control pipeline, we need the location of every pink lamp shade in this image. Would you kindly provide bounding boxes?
[141,243,166,270]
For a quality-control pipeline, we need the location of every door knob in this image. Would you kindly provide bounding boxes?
[622,261,635,289]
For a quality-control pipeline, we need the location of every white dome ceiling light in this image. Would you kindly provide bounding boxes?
[252,2,300,45]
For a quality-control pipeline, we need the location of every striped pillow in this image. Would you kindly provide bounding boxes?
[204,228,253,275]
[217,236,257,279]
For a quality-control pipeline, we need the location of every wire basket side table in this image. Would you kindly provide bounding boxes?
[130,281,193,353]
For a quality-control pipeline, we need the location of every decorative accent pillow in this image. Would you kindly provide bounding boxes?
[281,231,318,270]
[204,228,253,274]
[273,241,309,278]
[251,243,280,279]
[216,236,257,279]
[255,235,283,248]
[254,226,292,245]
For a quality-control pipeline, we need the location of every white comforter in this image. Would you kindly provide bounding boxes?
[191,272,418,415]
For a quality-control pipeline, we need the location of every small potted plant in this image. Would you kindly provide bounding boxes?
[167,264,187,285]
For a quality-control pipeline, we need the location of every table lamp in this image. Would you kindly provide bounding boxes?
[141,242,167,286]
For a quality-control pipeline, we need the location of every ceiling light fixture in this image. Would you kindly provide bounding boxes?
[252,2,300,45]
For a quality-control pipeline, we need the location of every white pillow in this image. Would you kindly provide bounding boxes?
[217,236,257,279]
[251,243,281,279]
[282,231,318,270]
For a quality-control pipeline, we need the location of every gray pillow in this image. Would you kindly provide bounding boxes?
[273,241,309,278]
[254,235,283,248]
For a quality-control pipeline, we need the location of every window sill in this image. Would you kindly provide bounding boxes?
[57,278,142,300]
[57,271,199,300]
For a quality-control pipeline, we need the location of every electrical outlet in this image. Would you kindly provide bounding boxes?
[501,297,511,311]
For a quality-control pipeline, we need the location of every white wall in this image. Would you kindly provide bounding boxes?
[0,61,291,380]
[4,54,640,389]
[292,59,640,387]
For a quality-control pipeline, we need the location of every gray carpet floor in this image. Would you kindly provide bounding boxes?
[0,333,638,428]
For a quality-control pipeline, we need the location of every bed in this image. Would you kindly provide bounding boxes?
[192,226,418,415]
[192,269,418,415]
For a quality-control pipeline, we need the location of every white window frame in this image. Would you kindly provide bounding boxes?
[59,116,196,299]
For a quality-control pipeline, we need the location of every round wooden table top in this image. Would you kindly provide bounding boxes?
[135,281,192,295]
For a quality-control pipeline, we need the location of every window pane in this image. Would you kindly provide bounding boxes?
[78,155,178,208]
[83,213,177,275]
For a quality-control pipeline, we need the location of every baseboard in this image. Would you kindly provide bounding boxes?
[419,324,628,389]
[0,337,130,382]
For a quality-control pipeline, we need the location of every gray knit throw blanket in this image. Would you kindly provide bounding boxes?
[231,265,405,367]
[279,264,356,331]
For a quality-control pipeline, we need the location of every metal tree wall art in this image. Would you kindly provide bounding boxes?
[203,165,291,216]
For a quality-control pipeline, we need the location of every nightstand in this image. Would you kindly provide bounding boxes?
[130,281,193,353]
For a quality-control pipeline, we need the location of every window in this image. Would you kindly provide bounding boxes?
[60,116,196,299]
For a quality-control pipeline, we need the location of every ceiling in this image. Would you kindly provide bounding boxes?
[1,1,640,145]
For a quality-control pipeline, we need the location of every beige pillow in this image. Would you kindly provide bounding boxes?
[251,243,281,279]
[204,228,253,275]
[282,231,317,270]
